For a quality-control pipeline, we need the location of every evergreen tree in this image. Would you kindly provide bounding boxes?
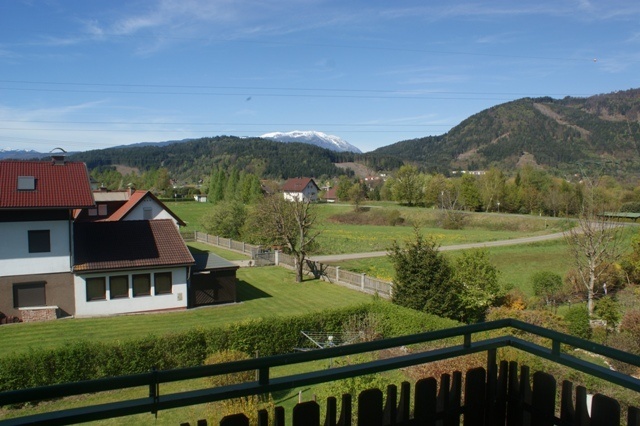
[389,228,461,320]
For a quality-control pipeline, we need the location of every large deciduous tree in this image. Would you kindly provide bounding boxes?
[249,194,320,282]
[564,175,626,316]
[391,165,423,206]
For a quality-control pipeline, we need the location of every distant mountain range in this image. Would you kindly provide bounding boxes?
[260,130,362,153]
[0,148,44,160]
[5,88,640,178]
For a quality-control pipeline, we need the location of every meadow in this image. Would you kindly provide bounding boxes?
[330,239,575,296]
[170,201,569,255]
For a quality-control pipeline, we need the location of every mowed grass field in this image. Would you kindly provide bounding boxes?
[1,266,373,357]
[331,239,575,296]
[170,201,568,255]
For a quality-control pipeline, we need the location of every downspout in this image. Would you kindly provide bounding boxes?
[68,210,74,271]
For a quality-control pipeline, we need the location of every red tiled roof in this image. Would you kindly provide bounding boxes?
[282,177,318,192]
[106,190,186,226]
[0,160,94,209]
[324,187,338,200]
[73,219,194,272]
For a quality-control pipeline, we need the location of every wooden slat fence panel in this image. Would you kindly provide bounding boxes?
[178,362,638,426]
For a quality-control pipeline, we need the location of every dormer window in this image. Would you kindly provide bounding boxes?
[17,176,36,191]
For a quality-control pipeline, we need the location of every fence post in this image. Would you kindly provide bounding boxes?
[361,274,365,290]
[336,266,340,283]
[275,250,279,266]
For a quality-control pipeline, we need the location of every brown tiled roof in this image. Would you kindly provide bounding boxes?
[282,177,318,192]
[0,160,94,209]
[324,187,338,200]
[73,219,194,272]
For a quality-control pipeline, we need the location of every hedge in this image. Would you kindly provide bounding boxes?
[0,302,457,392]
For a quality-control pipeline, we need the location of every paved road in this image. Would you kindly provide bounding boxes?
[309,231,567,263]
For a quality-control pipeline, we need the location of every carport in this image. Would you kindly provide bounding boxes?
[189,253,239,307]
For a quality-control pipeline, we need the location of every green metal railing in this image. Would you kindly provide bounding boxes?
[0,318,639,425]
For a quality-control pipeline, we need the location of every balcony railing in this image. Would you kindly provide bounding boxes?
[0,318,639,425]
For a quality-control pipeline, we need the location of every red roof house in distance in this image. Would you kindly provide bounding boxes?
[282,177,319,202]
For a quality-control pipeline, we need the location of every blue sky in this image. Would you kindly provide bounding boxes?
[1,1,639,153]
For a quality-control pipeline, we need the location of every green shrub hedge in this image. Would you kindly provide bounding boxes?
[0,302,456,392]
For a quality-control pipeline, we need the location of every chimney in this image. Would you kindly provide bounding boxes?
[50,147,67,165]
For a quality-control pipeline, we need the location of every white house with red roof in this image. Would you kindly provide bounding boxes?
[0,157,95,321]
[0,156,195,321]
[282,177,319,202]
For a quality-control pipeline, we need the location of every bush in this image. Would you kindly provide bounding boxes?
[0,302,456,392]
[531,271,564,308]
[564,304,592,339]
[204,350,274,424]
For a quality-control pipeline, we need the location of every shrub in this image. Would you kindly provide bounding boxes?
[564,304,592,339]
[531,271,564,308]
[0,302,456,391]
[204,350,274,424]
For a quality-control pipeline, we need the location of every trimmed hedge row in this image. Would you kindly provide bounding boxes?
[0,302,457,392]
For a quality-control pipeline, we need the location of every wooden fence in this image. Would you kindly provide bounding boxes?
[189,232,393,298]
[182,361,640,426]
[3,319,639,425]
[193,231,262,257]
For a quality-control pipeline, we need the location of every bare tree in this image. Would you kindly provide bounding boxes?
[564,175,625,316]
[250,194,321,282]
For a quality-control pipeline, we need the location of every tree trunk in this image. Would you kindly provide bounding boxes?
[295,256,303,283]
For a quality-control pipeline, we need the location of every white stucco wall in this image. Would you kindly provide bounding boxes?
[283,182,318,202]
[122,196,180,228]
[0,220,71,276]
[74,267,188,317]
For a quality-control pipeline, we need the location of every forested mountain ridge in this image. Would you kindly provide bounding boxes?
[70,136,342,181]
[66,88,640,180]
[373,88,640,176]
[69,136,402,182]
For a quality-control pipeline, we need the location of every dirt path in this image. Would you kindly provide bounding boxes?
[309,231,566,263]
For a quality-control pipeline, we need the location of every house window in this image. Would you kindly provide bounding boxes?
[143,207,152,220]
[88,208,98,217]
[98,204,108,216]
[86,277,106,301]
[28,230,51,253]
[109,275,129,299]
[132,273,151,297]
[13,282,46,308]
[154,272,172,295]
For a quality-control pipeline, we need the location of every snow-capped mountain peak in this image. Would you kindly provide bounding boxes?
[260,130,362,153]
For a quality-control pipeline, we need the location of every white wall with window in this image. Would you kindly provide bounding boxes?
[73,267,188,317]
[123,197,181,228]
[0,220,72,276]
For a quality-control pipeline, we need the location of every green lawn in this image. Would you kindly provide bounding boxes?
[169,201,212,232]
[329,239,575,296]
[0,267,373,357]
[187,242,251,261]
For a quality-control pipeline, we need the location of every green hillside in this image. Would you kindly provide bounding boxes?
[374,89,640,176]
